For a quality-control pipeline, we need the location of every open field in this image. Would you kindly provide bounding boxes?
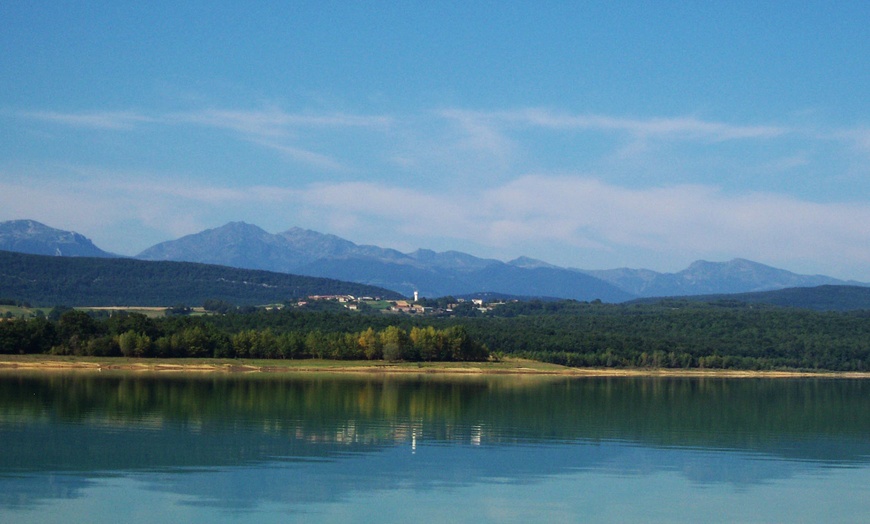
[0,305,214,319]
[0,305,179,319]
[81,306,208,317]
[1,355,869,378]
[0,306,50,319]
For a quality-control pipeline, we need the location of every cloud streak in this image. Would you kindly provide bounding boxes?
[440,108,788,142]
[167,108,393,138]
[18,110,155,130]
[15,105,868,184]
[14,107,393,171]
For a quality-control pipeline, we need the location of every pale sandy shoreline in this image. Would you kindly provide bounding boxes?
[1,356,868,378]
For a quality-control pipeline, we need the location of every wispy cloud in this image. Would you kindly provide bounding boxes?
[441,108,788,142]
[15,105,850,150]
[17,107,393,134]
[13,106,394,172]
[18,110,155,130]
[168,108,393,138]
[247,139,349,172]
[170,108,391,172]
[435,109,517,167]
[834,126,870,153]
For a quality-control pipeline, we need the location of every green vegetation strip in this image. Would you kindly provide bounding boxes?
[0,355,568,373]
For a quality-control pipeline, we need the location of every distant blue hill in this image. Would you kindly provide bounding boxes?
[631,285,870,312]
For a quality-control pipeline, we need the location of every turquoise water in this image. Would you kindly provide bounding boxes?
[1,372,868,522]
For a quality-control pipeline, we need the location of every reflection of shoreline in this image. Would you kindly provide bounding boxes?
[1,356,870,378]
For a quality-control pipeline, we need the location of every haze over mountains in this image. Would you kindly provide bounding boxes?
[1,219,864,302]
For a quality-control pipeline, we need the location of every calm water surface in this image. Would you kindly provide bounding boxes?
[0,371,868,523]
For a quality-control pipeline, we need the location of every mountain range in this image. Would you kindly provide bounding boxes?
[2,219,864,301]
[135,222,633,301]
[580,259,856,297]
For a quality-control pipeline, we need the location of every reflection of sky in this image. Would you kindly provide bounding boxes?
[130,442,864,507]
[0,440,870,521]
[3,442,870,523]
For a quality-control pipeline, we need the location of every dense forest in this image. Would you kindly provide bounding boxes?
[0,250,401,306]
[2,299,870,371]
[628,285,870,312]
[463,300,870,371]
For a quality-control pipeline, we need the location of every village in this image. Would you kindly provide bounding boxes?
[301,292,507,316]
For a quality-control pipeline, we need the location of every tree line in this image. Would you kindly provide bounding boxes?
[0,309,488,362]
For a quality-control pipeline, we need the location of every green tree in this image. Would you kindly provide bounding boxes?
[443,326,488,361]
[380,326,411,361]
[358,327,382,360]
[118,330,152,357]
[411,326,442,361]
[276,332,305,359]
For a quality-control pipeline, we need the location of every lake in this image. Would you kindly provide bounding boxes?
[1,371,868,523]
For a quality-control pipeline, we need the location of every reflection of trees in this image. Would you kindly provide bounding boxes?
[1,373,869,456]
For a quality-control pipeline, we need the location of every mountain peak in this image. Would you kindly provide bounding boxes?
[407,249,499,270]
[137,221,293,266]
[686,258,772,271]
[508,256,558,269]
[212,221,271,235]
[0,219,114,257]
[278,227,360,258]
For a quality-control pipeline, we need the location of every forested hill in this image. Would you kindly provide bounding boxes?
[629,285,870,312]
[0,250,402,306]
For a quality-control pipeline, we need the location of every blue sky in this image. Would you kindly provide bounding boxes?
[2,2,869,279]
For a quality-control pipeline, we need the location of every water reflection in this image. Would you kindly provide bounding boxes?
[1,372,868,520]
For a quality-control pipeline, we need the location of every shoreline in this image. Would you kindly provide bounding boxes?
[1,355,868,378]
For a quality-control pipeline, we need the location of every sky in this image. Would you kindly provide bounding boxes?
[2,2,869,280]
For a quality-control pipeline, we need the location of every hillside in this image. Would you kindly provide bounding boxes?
[632,285,870,312]
[0,250,401,307]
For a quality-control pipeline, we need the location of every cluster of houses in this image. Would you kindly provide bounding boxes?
[303,294,504,316]
[388,300,431,314]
